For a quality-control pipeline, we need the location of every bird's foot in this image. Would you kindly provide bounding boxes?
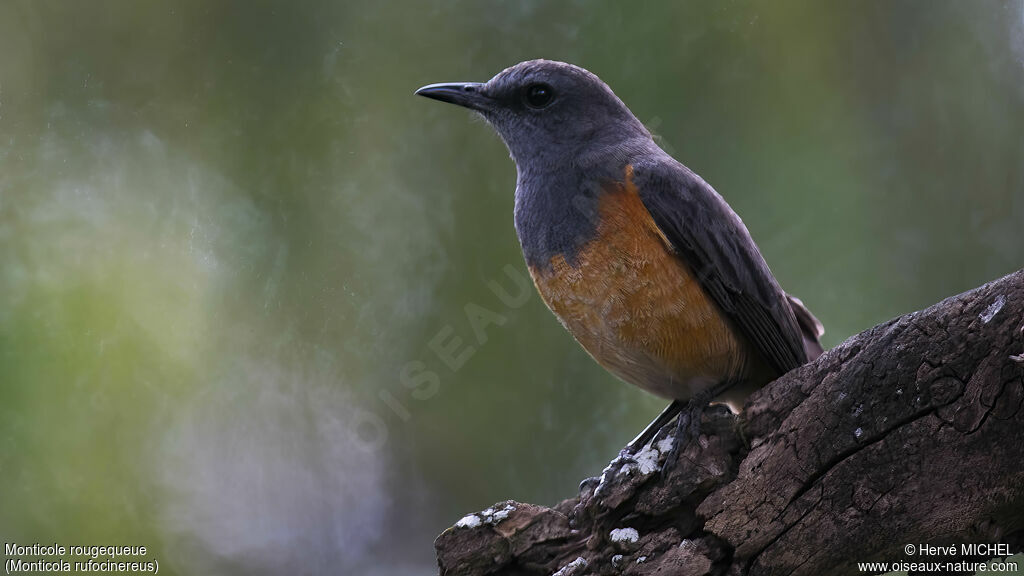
[624,400,683,455]
[660,400,704,478]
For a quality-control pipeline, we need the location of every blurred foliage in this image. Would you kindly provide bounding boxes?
[0,1,1022,574]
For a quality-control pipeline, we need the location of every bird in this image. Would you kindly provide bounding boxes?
[416,60,823,453]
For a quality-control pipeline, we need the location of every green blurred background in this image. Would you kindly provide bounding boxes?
[1,1,1022,574]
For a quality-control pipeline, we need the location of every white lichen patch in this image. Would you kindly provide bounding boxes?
[854,427,864,439]
[618,438,672,478]
[457,503,515,529]
[552,556,587,576]
[597,437,679,494]
[455,514,481,529]
[633,443,661,475]
[489,503,515,522]
[636,555,648,564]
[656,437,674,454]
[980,295,1006,323]
[610,527,639,544]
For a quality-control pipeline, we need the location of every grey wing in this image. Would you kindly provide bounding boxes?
[633,159,809,376]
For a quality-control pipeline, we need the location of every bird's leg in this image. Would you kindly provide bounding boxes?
[624,400,684,454]
[661,399,704,474]
[623,381,739,476]
[661,381,736,475]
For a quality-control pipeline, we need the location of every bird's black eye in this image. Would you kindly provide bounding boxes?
[523,83,554,109]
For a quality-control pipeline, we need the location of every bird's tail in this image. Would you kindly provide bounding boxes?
[786,293,825,362]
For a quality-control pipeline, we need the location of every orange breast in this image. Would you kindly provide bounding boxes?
[528,166,751,401]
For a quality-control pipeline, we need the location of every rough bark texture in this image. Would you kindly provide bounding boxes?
[435,269,1024,576]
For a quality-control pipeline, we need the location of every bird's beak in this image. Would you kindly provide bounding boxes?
[415,82,490,111]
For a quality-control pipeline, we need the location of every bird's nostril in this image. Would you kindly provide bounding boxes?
[463,85,476,92]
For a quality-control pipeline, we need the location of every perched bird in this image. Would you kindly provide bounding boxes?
[416,60,823,451]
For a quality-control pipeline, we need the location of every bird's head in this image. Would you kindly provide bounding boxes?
[416,60,652,172]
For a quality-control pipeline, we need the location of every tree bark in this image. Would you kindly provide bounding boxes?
[435,269,1024,576]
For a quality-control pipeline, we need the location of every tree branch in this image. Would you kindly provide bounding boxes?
[435,269,1024,576]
